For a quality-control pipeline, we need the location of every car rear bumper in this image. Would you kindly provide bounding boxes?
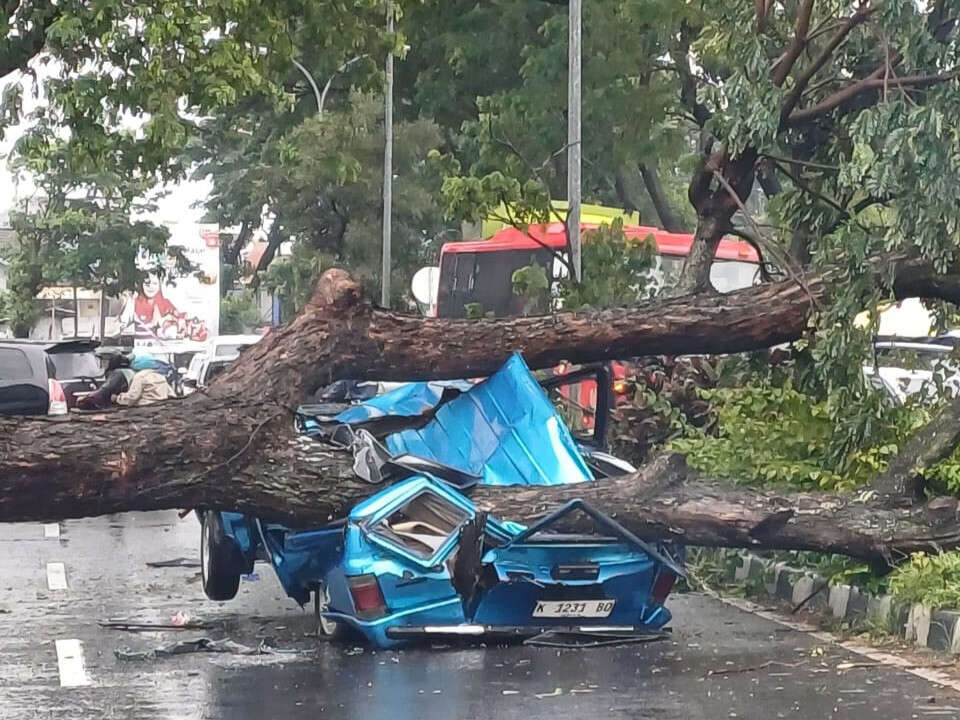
[383,623,670,643]
[323,597,671,648]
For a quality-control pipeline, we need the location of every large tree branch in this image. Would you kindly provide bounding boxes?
[787,67,960,126]
[639,162,686,232]
[873,396,960,504]
[770,0,817,87]
[3,410,960,564]
[250,212,284,288]
[0,0,57,78]
[222,220,253,269]
[473,455,960,563]
[671,21,711,127]
[779,4,876,123]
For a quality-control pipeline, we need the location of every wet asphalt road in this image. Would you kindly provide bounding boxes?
[1,512,958,719]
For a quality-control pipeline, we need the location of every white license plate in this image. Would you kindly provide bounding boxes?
[532,599,615,618]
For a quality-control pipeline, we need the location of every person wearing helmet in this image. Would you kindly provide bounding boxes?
[77,354,136,410]
[113,354,173,407]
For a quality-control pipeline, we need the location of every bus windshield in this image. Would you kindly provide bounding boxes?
[434,247,761,318]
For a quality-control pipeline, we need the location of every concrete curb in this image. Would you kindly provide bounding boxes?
[696,548,959,656]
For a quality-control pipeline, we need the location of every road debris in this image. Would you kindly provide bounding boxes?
[525,629,669,648]
[99,617,221,632]
[706,660,805,677]
[836,661,958,672]
[114,637,298,661]
[146,557,201,568]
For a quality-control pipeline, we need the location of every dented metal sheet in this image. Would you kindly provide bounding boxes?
[383,354,593,486]
[334,380,472,424]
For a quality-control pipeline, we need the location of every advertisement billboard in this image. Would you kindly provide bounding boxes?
[111,223,221,354]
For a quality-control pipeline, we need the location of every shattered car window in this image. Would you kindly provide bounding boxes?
[369,492,469,559]
[548,383,594,431]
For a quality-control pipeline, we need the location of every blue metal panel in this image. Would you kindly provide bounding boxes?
[334,380,473,423]
[384,354,593,486]
[474,541,665,627]
[219,512,255,560]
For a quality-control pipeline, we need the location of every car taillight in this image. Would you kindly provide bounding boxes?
[651,569,677,606]
[347,574,386,619]
[47,379,68,416]
[612,379,629,395]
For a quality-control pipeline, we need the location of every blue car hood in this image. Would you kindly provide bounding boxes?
[335,354,593,487]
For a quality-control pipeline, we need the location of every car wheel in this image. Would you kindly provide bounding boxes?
[315,583,342,638]
[201,511,242,601]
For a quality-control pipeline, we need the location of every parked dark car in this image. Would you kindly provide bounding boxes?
[0,339,104,415]
[42,340,104,407]
[0,342,67,415]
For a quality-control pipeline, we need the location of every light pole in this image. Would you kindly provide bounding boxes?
[292,55,369,118]
[319,55,368,118]
[567,0,582,282]
[292,59,323,115]
[381,0,394,307]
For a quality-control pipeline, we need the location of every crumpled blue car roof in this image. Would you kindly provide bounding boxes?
[335,354,593,487]
[333,380,473,423]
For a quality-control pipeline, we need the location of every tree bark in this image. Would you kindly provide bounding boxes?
[873,395,960,504]
[474,454,960,563]
[3,424,960,564]
[0,3,58,78]
[638,162,686,233]
[222,220,254,269]
[4,266,960,560]
[680,147,758,294]
[251,213,284,287]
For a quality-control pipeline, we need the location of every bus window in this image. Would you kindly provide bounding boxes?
[710,260,761,293]
[638,254,685,298]
[452,253,476,293]
[552,253,570,281]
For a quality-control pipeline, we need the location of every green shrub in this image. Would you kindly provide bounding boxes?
[889,552,960,609]
[668,384,928,492]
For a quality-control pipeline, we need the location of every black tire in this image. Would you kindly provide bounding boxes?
[201,511,242,601]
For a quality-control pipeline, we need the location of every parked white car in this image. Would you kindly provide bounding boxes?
[183,333,265,391]
[863,339,960,403]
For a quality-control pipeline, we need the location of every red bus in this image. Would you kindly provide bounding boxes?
[414,222,763,431]
[427,222,761,318]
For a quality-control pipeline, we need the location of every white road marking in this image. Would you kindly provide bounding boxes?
[43,523,60,539]
[54,639,91,687]
[46,562,68,590]
[714,592,960,694]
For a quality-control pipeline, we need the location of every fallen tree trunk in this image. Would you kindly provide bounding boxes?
[3,433,959,563]
[3,265,960,562]
[873,394,960,504]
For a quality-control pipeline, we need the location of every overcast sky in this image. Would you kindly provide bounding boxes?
[0,66,211,228]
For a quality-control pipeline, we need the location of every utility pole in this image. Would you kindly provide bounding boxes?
[381,0,394,308]
[567,0,582,282]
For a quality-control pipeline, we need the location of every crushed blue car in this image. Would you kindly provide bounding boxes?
[199,354,684,647]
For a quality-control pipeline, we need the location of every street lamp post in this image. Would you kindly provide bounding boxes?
[567,0,582,283]
[292,55,369,118]
[319,55,368,118]
[381,0,394,307]
[292,59,323,115]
